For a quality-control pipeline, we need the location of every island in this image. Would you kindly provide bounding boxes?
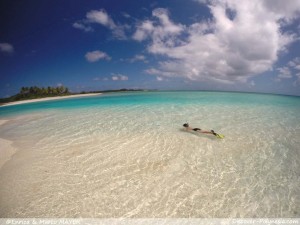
[0,86,153,106]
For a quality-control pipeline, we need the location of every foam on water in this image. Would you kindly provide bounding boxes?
[0,92,299,217]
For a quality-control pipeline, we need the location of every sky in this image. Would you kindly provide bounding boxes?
[1,0,300,97]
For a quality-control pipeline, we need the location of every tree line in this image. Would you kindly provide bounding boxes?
[0,85,72,104]
[19,86,69,96]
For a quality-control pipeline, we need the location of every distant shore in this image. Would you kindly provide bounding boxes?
[0,93,102,107]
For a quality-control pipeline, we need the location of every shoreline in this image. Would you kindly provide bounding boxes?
[0,93,102,107]
[0,120,16,170]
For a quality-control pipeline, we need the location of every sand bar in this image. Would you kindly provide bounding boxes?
[0,93,102,107]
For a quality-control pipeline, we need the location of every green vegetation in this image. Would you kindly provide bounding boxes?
[0,86,71,104]
[0,87,154,105]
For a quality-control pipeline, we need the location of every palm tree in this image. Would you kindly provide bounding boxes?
[47,86,52,95]
[19,87,27,98]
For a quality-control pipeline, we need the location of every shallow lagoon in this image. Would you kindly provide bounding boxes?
[0,91,299,217]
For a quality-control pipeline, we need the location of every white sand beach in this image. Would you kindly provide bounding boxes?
[0,93,102,107]
[0,138,16,170]
[0,120,16,169]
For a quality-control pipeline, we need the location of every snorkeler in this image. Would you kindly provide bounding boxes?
[183,123,224,138]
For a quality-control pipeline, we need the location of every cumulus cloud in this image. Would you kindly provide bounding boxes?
[85,50,111,62]
[74,9,127,40]
[111,74,129,81]
[0,43,14,54]
[262,0,300,23]
[134,1,300,84]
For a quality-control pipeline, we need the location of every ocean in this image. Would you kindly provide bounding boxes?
[0,91,299,217]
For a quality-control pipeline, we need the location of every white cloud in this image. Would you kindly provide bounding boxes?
[0,43,14,54]
[112,76,119,81]
[133,20,155,41]
[85,50,111,62]
[277,67,292,79]
[74,9,127,40]
[295,65,300,71]
[129,54,148,63]
[133,9,184,43]
[87,9,116,29]
[73,22,93,32]
[156,76,164,81]
[122,12,131,19]
[288,57,300,70]
[145,68,177,77]
[276,57,300,83]
[250,80,255,86]
[111,74,129,81]
[134,1,300,84]
[195,0,209,4]
[262,0,300,23]
[93,77,109,81]
[294,72,300,86]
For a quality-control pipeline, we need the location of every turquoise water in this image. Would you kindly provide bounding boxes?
[0,91,299,217]
[1,91,299,117]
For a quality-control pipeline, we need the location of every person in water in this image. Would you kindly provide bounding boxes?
[183,123,218,136]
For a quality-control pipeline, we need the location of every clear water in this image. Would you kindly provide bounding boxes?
[0,91,299,217]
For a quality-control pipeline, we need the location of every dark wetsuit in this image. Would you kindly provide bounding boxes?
[193,128,201,131]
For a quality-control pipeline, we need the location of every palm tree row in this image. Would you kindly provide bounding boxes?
[17,86,70,100]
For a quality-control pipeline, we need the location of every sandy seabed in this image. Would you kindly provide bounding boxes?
[0,94,102,170]
[0,92,299,218]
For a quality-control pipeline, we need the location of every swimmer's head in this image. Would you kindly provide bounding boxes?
[183,123,189,128]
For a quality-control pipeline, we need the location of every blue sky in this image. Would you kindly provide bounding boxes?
[1,0,300,97]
